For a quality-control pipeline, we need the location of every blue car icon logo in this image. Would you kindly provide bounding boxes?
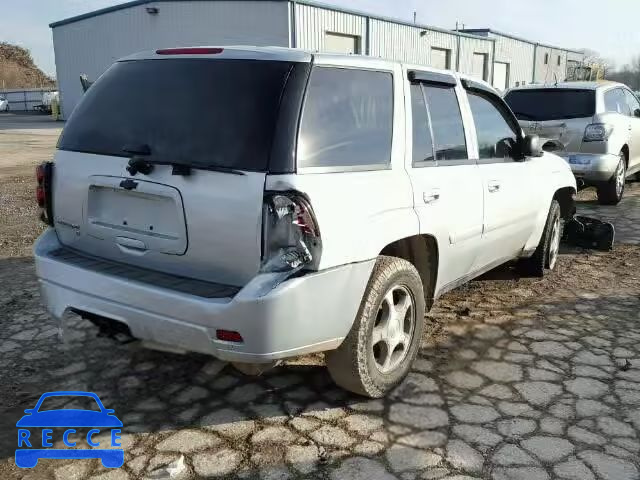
[16,391,124,468]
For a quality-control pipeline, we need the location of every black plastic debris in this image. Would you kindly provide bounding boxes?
[563,216,615,251]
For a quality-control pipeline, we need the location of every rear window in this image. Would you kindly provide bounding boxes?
[504,89,595,121]
[59,59,294,171]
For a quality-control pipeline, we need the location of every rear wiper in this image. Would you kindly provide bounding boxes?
[197,165,246,176]
[122,144,151,156]
[126,157,245,177]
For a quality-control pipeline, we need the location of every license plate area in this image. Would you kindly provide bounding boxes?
[86,176,187,255]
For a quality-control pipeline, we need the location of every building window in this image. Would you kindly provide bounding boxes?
[557,55,561,66]
[324,32,361,54]
[544,53,549,65]
[430,47,451,70]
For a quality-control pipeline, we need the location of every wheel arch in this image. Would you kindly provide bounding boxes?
[379,234,438,310]
[553,186,577,220]
[621,144,629,168]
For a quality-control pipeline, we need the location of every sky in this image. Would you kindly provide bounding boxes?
[3,0,640,77]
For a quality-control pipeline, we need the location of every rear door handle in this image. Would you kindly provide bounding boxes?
[488,181,501,193]
[423,189,440,204]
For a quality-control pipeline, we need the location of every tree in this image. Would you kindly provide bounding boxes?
[581,49,614,79]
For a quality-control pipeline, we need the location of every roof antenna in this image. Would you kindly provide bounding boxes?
[413,11,417,24]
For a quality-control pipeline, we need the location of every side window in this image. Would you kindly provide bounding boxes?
[604,89,630,115]
[410,84,435,164]
[468,92,519,161]
[423,85,468,161]
[297,67,393,170]
[623,89,640,116]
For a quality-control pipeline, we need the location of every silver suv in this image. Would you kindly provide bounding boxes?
[505,82,640,204]
[33,46,576,397]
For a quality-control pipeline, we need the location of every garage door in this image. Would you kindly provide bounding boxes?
[493,62,509,91]
[431,48,450,70]
[324,32,361,54]
[472,53,487,81]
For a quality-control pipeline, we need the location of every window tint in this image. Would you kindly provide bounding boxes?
[423,86,467,161]
[297,67,393,169]
[505,89,595,120]
[468,92,518,160]
[59,59,294,171]
[623,89,640,116]
[605,88,630,115]
[410,84,435,164]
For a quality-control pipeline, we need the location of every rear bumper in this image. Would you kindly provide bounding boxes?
[34,229,374,363]
[562,153,620,183]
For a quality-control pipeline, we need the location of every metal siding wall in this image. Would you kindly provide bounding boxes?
[458,37,493,79]
[368,19,434,65]
[52,1,289,118]
[491,34,534,88]
[534,46,567,83]
[428,30,459,68]
[294,3,366,53]
[567,51,585,63]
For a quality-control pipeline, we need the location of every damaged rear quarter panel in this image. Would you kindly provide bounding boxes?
[265,172,419,271]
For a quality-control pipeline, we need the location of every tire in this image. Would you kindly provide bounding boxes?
[518,200,562,278]
[326,256,426,398]
[597,152,626,205]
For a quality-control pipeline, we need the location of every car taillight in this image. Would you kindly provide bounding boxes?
[261,192,321,273]
[36,162,54,226]
[583,123,613,142]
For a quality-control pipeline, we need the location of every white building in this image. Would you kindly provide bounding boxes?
[50,0,584,118]
[461,29,585,90]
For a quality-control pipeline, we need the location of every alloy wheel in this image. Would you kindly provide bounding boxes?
[371,285,416,374]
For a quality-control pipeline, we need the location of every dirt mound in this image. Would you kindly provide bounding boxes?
[0,42,55,89]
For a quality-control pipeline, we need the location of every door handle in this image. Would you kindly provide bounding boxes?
[423,189,440,204]
[488,181,501,193]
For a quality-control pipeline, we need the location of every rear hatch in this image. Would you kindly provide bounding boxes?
[505,88,595,153]
[53,54,302,286]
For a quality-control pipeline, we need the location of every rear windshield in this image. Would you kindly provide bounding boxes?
[59,59,294,171]
[504,89,595,121]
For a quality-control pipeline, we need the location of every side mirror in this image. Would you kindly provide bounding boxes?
[521,134,544,158]
[105,409,115,414]
[24,409,34,414]
[634,108,640,118]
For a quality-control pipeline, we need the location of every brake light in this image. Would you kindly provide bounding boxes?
[583,123,613,142]
[156,47,224,55]
[35,162,54,226]
[261,193,321,273]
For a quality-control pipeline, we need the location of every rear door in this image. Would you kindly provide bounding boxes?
[53,56,302,286]
[406,71,483,288]
[466,85,537,270]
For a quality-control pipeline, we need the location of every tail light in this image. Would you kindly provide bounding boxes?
[261,192,321,273]
[583,123,613,142]
[36,162,54,226]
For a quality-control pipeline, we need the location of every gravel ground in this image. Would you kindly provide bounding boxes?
[0,117,639,479]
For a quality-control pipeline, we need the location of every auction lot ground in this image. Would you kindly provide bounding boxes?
[1,114,639,480]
